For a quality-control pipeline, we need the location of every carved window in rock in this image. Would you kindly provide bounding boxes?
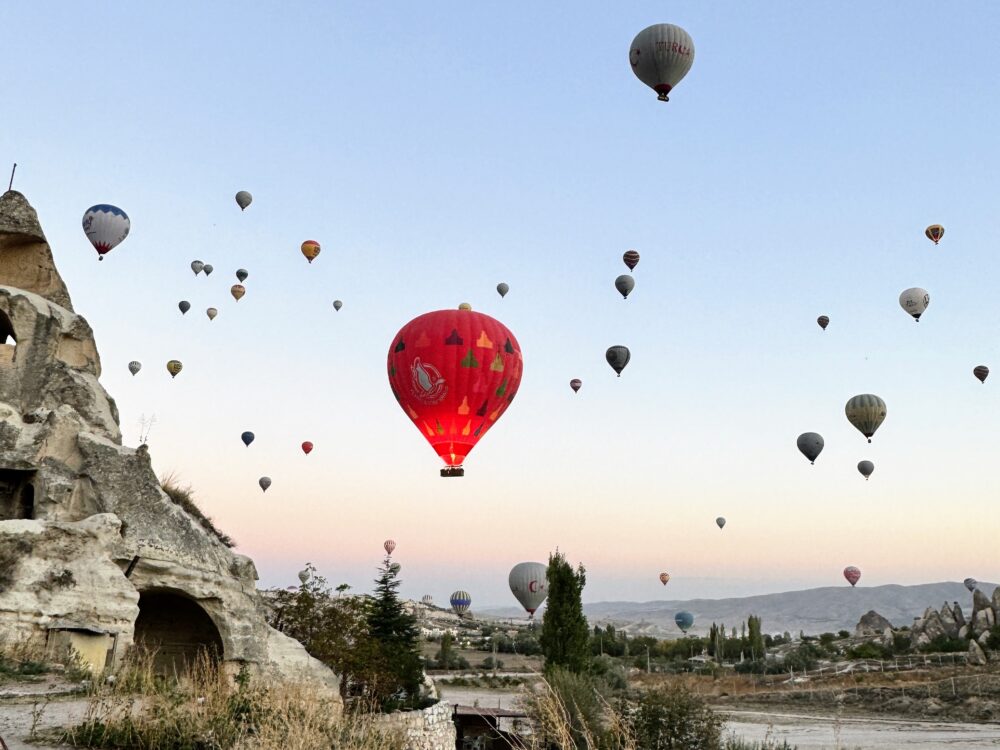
[0,470,35,520]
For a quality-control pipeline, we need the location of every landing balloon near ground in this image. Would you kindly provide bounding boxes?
[570,378,582,393]
[178,301,191,315]
[716,517,726,529]
[817,315,829,330]
[301,441,313,455]
[845,394,886,443]
[629,24,695,102]
[674,611,694,633]
[509,562,548,617]
[387,305,524,477]
[241,432,254,447]
[301,240,321,263]
[259,476,271,492]
[606,346,630,377]
[235,191,253,211]
[844,566,861,587]
[191,260,204,275]
[974,366,989,384]
[231,284,246,301]
[964,578,977,592]
[496,283,509,298]
[384,539,396,555]
[857,460,874,480]
[925,224,944,244]
[333,300,343,311]
[206,307,217,321]
[82,205,130,260]
[623,250,640,270]
[450,590,471,616]
[166,360,183,378]
[128,361,141,376]
[236,269,248,282]
[796,432,824,464]
[899,287,929,321]
[615,275,635,299]
[659,572,670,586]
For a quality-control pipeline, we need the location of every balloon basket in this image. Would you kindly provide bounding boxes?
[441,467,464,477]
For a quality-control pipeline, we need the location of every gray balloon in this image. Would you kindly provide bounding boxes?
[615,274,635,299]
[796,432,824,464]
[497,282,509,298]
[203,264,214,276]
[235,191,253,211]
[236,269,249,283]
[259,476,272,492]
[606,345,631,377]
[857,460,874,480]
[333,300,343,311]
[191,260,204,275]
[178,300,191,314]
[964,577,977,592]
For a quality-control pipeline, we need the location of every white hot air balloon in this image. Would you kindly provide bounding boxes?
[82,205,130,260]
[899,287,930,321]
[629,24,695,102]
[508,562,548,618]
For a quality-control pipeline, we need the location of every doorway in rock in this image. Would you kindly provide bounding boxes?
[0,309,15,346]
[134,590,223,675]
[0,469,35,520]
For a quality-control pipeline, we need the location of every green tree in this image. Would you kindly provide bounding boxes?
[540,550,590,673]
[437,631,454,668]
[747,615,765,661]
[366,555,423,709]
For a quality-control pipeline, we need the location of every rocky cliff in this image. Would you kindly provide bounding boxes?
[0,191,340,702]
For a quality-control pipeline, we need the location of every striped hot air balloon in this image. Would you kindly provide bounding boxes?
[845,394,887,443]
[843,566,861,587]
[623,250,640,271]
[974,365,989,384]
[128,361,142,376]
[925,224,944,244]
[450,590,472,617]
[570,378,582,393]
[383,539,396,555]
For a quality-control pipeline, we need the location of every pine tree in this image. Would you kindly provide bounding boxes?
[540,551,590,673]
[367,555,423,709]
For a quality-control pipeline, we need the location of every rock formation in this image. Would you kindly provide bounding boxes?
[0,191,340,703]
[854,610,893,637]
[908,591,1000,665]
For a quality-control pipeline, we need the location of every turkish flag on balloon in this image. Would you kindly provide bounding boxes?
[387,306,524,475]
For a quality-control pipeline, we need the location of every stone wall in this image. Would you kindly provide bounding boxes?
[377,702,456,750]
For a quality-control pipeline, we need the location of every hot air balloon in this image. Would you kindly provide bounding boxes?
[421,595,434,606]
[333,300,343,311]
[623,250,640,271]
[301,240,321,263]
[570,378,582,393]
[615,275,635,299]
[235,191,253,211]
[259,476,271,492]
[845,394,886,443]
[925,224,944,245]
[450,590,472,617]
[297,569,310,584]
[178,301,191,315]
[843,566,861,587]
[387,305,524,477]
[206,307,218,321]
[203,264,214,276]
[236,269,249,283]
[497,283,509,298]
[899,288,929,321]
[166,360,183,378]
[716,517,726,529]
[659,572,670,586]
[857,460,875,480]
[629,24,695,102]
[82,205,130,260]
[674,611,694,633]
[128,361,142,376]
[606,346,630,377]
[817,315,829,330]
[384,539,396,555]
[509,562,548,618]
[231,284,246,301]
[974,366,989,384]
[191,260,205,275]
[241,431,255,447]
[964,577,977,592]
[796,432,824,464]
[301,441,313,455]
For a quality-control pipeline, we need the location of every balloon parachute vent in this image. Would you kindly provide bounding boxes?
[441,466,465,477]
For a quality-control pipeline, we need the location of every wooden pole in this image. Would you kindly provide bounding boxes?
[7,163,15,192]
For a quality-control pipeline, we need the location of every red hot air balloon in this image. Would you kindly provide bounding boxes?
[301,441,314,455]
[843,566,861,587]
[387,305,524,476]
[384,539,396,555]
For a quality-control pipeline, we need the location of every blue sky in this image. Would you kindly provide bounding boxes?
[3,2,1000,609]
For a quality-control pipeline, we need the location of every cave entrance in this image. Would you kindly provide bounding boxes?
[0,309,15,346]
[134,590,223,675]
[0,469,35,520]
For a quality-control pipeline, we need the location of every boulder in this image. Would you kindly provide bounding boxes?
[953,601,966,628]
[855,610,893,637]
[972,589,992,621]
[972,607,995,638]
[939,603,959,638]
[968,639,988,667]
[992,587,1000,624]
[0,191,73,310]
[922,610,949,642]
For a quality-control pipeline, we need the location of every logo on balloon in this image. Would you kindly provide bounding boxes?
[528,580,539,593]
[410,358,447,405]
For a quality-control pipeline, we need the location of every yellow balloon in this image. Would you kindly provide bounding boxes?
[166,360,183,378]
[925,224,944,245]
[301,240,321,264]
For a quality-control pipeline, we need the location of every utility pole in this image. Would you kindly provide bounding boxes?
[7,164,15,192]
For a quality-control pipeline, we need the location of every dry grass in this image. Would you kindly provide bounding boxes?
[159,472,236,548]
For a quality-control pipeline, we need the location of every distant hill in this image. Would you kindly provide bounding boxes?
[478,581,997,637]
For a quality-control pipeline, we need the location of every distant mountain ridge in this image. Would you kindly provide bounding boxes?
[479,581,996,637]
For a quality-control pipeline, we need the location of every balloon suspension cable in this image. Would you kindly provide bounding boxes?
[7,163,15,192]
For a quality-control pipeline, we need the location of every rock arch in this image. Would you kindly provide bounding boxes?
[134,589,224,674]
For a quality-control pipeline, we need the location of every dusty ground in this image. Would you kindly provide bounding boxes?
[0,677,90,750]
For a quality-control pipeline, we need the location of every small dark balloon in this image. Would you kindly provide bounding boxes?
[570,378,582,393]
[606,346,631,377]
[236,269,249,282]
[817,315,829,330]
[178,300,191,314]
[796,432,824,464]
[623,250,640,271]
[974,365,989,384]
[615,274,635,299]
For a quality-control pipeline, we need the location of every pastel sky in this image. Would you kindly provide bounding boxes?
[3,2,1000,609]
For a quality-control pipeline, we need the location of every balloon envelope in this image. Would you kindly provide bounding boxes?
[206,307,217,320]
[178,301,191,314]
[674,611,694,633]
[623,250,640,270]
[817,315,829,330]
[845,394,887,443]
[716,517,726,529]
[925,224,944,244]
[615,275,635,299]
[844,566,861,586]
[899,287,929,321]
[191,260,205,275]
[496,283,509,298]
[301,240,321,263]
[128,361,141,376]
[231,284,246,301]
[570,378,582,393]
[974,365,989,384]
[630,24,695,101]
[659,572,670,586]
[258,476,271,492]
[450,590,472,616]
[857,460,875,480]
[333,300,343,311]
[166,360,183,378]
[796,432,824,464]
[301,441,313,455]
[964,577,977,592]
[509,562,548,616]
[384,539,396,555]
[82,205,130,260]
[241,431,255,447]
[387,306,524,474]
[606,345,631,377]
[297,569,309,584]
[203,264,214,276]
[236,269,249,282]
[235,191,253,211]
[421,595,434,605]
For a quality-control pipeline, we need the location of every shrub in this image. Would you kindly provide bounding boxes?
[159,473,236,548]
[920,635,967,654]
[628,685,722,750]
[837,630,851,639]
[986,625,1000,650]
[847,642,888,659]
